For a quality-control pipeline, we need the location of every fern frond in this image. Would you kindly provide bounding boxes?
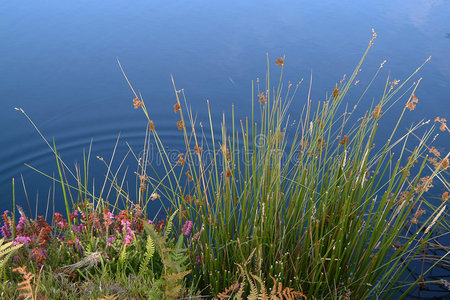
[139,235,155,275]
[165,270,191,282]
[251,273,269,300]
[237,263,258,300]
[269,275,307,300]
[164,209,178,239]
[0,238,22,272]
[144,222,166,253]
[216,282,240,299]
[13,266,34,300]
[119,246,127,266]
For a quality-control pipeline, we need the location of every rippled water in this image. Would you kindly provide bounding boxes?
[1,1,449,212]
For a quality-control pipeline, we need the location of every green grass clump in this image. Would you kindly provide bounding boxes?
[120,30,448,298]
[2,31,448,299]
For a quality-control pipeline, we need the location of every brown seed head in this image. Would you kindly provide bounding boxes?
[186,171,193,182]
[176,157,185,166]
[406,101,416,111]
[339,135,349,146]
[429,147,441,157]
[332,85,340,99]
[439,158,449,170]
[434,117,448,131]
[258,92,267,104]
[194,145,203,154]
[149,120,155,131]
[177,120,184,130]
[275,57,285,67]
[442,191,449,202]
[372,105,382,120]
[133,97,144,109]
[174,103,181,113]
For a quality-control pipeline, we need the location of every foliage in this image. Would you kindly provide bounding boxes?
[121,31,448,298]
[0,238,22,275]
[1,31,448,299]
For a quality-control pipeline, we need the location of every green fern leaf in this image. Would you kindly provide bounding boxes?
[139,235,155,275]
[0,238,22,272]
[164,209,178,239]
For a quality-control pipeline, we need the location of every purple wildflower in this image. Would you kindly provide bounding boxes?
[16,216,27,233]
[13,236,31,246]
[71,224,84,234]
[0,224,11,239]
[182,220,193,236]
[120,219,135,245]
[124,234,133,245]
[56,221,65,229]
[107,235,116,246]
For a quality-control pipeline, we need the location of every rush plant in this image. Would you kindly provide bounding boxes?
[120,30,448,299]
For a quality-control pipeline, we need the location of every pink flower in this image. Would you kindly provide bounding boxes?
[107,235,116,246]
[120,219,135,245]
[16,216,27,233]
[124,234,133,245]
[13,236,31,246]
[0,224,11,238]
[56,221,65,229]
[182,220,193,236]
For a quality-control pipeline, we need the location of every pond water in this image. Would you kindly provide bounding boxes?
[0,0,449,297]
[1,1,449,208]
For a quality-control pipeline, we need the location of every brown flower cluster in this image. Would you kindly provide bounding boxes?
[258,92,267,104]
[439,157,449,170]
[176,153,185,166]
[138,174,148,192]
[405,93,419,111]
[186,171,193,182]
[372,105,382,120]
[411,208,426,225]
[332,85,340,99]
[177,120,184,130]
[149,120,155,131]
[415,176,434,194]
[194,145,203,154]
[429,147,441,157]
[389,79,400,91]
[133,97,143,109]
[442,191,449,202]
[275,57,285,67]
[434,117,448,132]
[174,103,181,113]
[317,137,326,153]
[221,144,231,161]
[339,135,349,146]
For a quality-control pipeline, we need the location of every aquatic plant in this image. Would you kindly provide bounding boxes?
[0,30,447,298]
[118,30,448,298]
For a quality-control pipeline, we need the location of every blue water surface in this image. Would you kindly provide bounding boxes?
[1,0,449,212]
